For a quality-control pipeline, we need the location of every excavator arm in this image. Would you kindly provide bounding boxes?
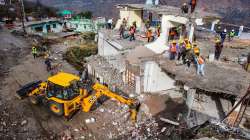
[81,83,140,122]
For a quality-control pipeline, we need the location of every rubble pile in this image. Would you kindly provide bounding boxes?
[195,120,250,139]
[86,55,134,94]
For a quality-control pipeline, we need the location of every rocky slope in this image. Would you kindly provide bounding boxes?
[27,0,250,27]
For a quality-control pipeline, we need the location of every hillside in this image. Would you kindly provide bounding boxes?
[26,0,250,27]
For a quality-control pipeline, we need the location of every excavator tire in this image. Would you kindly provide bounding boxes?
[48,101,64,116]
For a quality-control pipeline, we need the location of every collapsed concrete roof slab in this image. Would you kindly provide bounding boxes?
[99,29,145,51]
[126,46,156,65]
[159,58,250,97]
[116,4,221,19]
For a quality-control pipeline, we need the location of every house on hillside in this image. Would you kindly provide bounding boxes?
[66,18,96,33]
[25,19,63,35]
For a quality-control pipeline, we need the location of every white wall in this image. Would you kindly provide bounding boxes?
[98,32,119,56]
[145,15,188,54]
[51,23,63,33]
[143,61,176,92]
[115,8,143,30]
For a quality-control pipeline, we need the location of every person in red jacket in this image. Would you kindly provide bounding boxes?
[190,0,197,13]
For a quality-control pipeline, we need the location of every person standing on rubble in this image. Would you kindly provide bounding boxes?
[107,18,113,29]
[214,39,223,60]
[177,39,186,64]
[129,25,136,41]
[190,0,197,13]
[156,26,161,38]
[220,29,227,43]
[169,40,179,60]
[193,43,200,57]
[119,24,125,39]
[45,57,52,71]
[195,55,205,76]
[181,3,189,14]
[32,46,37,59]
[184,38,192,68]
[229,29,235,42]
[146,29,153,42]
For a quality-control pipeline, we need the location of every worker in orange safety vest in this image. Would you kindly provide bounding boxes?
[195,55,205,76]
[169,40,179,60]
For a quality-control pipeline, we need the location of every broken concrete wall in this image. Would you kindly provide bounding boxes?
[185,88,233,127]
[143,61,176,92]
[115,6,143,30]
[145,15,188,54]
[98,32,120,56]
[86,55,134,94]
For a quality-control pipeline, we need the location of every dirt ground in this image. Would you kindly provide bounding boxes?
[1,25,249,139]
[0,27,170,140]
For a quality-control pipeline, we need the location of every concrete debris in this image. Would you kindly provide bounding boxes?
[85,117,96,124]
[86,55,134,95]
[99,108,105,112]
[85,119,91,124]
[21,120,27,126]
[161,127,167,133]
[160,117,180,126]
[112,121,118,126]
[74,128,79,132]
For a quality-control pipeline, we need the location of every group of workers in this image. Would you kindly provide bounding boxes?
[146,26,161,43]
[219,28,236,43]
[119,18,137,42]
[181,0,197,14]
[169,38,205,76]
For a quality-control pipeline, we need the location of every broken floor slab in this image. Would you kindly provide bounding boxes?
[159,57,250,97]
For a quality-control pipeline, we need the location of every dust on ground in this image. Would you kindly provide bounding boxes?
[0,27,163,140]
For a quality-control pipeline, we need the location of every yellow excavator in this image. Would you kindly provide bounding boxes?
[16,72,140,122]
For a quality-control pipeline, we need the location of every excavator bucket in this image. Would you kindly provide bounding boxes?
[16,80,42,99]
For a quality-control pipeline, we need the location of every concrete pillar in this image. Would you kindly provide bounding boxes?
[238,25,244,37]
[186,88,196,118]
[189,24,194,43]
[155,0,159,5]
[162,19,172,44]
[210,20,219,32]
[42,24,47,34]
[210,22,216,32]
[135,76,141,94]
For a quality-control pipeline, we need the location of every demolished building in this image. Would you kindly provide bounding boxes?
[86,3,250,130]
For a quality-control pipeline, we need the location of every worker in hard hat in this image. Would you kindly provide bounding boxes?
[169,40,179,60]
[220,29,227,43]
[193,43,200,57]
[181,3,189,14]
[32,46,37,59]
[246,53,250,72]
[156,26,161,38]
[177,39,186,63]
[146,28,153,42]
[183,38,193,68]
[229,29,235,42]
[214,39,223,60]
[195,54,205,76]
[190,0,197,13]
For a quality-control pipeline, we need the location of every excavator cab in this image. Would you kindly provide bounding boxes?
[44,72,88,117]
[17,72,140,122]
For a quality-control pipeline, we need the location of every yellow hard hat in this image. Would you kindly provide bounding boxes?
[172,40,177,44]
[215,39,221,43]
[184,38,189,41]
